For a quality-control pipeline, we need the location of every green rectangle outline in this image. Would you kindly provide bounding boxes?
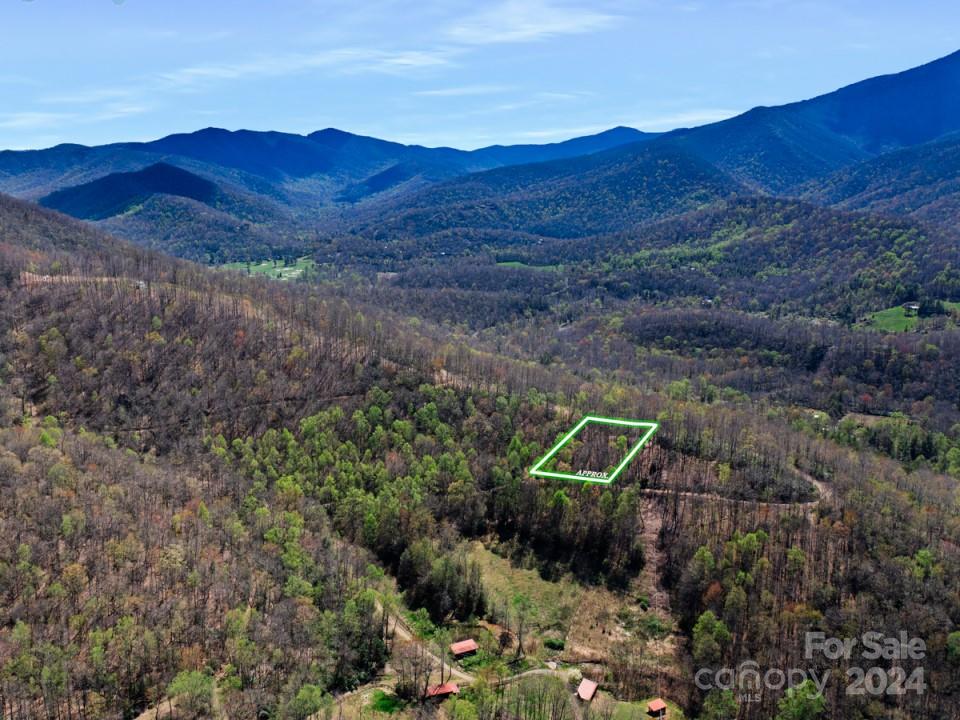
[529,415,659,485]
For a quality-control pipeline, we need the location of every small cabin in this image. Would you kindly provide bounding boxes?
[426,683,459,701]
[903,302,921,315]
[576,679,598,702]
[450,638,479,658]
[646,698,668,718]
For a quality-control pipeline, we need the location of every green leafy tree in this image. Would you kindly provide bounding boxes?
[448,698,479,720]
[286,684,328,719]
[167,670,213,718]
[700,689,738,720]
[775,680,826,720]
[947,631,960,664]
[692,610,731,666]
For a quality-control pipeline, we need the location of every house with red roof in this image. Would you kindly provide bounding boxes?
[426,682,459,701]
[646,698,668,718]
[449,638,479,658]
[576,679,598,702]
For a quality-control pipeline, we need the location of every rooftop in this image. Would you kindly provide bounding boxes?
[426,683,459,698]
[576,679,598,701]
[450,639,479,655]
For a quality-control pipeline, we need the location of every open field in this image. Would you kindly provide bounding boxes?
[613,697,686,720]
[219,256,316,280]
[865,301,960,331]
[467,542,582,638]
[496,260,562,271]
[466,541,681,672]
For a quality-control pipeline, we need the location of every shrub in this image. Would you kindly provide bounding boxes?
[544,638,565,651]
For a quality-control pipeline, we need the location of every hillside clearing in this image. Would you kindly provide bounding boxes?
[220,256,316,280]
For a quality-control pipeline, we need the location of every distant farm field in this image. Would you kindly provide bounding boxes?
[220,256,316,280]
[865,301,960,332]
[496,260,562,271]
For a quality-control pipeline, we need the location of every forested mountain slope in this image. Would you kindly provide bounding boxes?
[346,142,742,241]
[0,127,654,262]
[805,131,960,229]
[40,162,230,220]
[663,48,960,192]
[340,195,960,324]
[0,126,653,201]
[333,49,960,261]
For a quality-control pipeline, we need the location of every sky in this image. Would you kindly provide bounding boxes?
[2,0,959,150]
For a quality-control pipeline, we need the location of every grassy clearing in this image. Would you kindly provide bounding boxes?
[220,256,316,280]
[865,301,960,332]
[458,647,498,671]
[565,586,638,659]
[867,306,918,332]
[324,677,408,720]
[614,698,686,720]
[369,690,405,714]
[467,542,582,634]
[467,542,676,664]
[624,610,672,640]
[496,261,562,271]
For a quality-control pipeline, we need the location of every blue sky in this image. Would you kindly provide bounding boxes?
[3,0,959,150]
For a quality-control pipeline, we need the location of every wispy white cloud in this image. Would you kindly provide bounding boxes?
[142,28,236,43]
[14,43,457,145]
[157,46,456,90]
[0,111,75,130]
[514,123,613,140]
[0,103,148,137]
[10,2,610,146]
[534,90,593,101]
[414,83,512,97]
[40,87,138,105]
[510,107,740,141]
[90,103,151,122]
[421,88,590,121]
[373,49,455,71]
[447,0,617,44]
[754,44,797,60]
[632,108,739,130]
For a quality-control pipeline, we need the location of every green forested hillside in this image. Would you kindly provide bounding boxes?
[806,132,960,229]
[40,163,224,221]
[1,192,960,719]
[663,48,960,191]
[347,142,741,240]
[343,198,959,325]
